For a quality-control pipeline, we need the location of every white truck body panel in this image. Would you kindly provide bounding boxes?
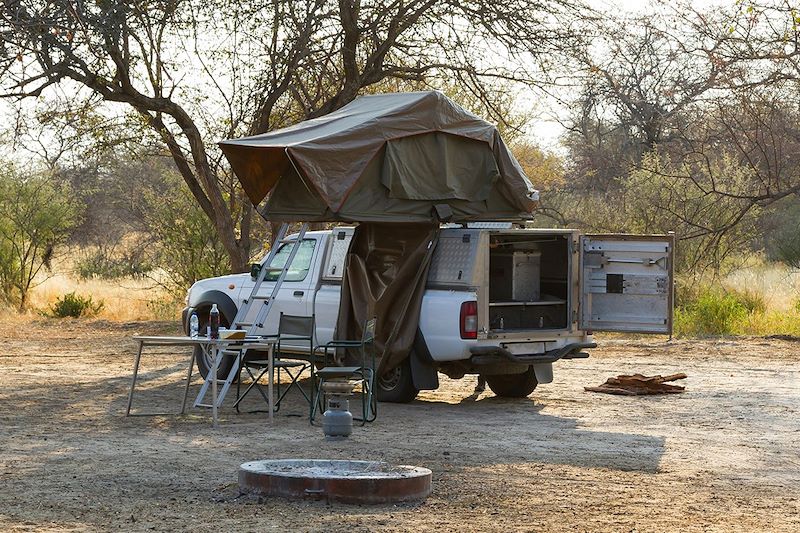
[185,227,673,374]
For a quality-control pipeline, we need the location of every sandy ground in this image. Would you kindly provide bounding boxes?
[1,318,798,532]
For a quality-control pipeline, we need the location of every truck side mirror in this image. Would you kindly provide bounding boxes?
[250,263,261,280]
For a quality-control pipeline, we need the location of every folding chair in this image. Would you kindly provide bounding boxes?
[310,317,377,425]
[234,313,314,413]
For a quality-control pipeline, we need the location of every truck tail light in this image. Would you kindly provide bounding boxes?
[460,301,478,339]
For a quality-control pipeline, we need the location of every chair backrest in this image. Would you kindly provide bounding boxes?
[278,313,315,339]
[362,317,377,344]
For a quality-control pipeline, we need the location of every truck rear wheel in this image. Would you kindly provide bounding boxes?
[377,358,419,403]
[486,367,538,398]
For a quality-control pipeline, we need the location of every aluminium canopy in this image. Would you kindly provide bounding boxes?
[219,91,538,222]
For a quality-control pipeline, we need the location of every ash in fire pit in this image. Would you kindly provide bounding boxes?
[239,459,432,504]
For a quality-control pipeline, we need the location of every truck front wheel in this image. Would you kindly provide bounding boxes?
[191,311,236,380]
[486,367,539,398]
[376,358,419,403]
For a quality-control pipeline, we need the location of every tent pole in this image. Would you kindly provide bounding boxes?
[284,148,317,197]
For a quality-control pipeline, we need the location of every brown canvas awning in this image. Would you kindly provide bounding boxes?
[220,91,538,222]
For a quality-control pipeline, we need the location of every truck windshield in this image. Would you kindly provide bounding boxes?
[264,239,316,282]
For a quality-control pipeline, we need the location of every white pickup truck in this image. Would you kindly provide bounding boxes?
[183,226,673,402]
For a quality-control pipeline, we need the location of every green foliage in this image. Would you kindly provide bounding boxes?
[146,296,182,321]
[728,287,767,315]
[674,288,749,337]
[541,152,761,280]
[774,234,800,269]
[674,285,766,337]
[0,166,82,310]
[75,245,153,280]
[48,292,104,318]
[141,179,231,294]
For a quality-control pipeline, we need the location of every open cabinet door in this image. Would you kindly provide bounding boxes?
[579,234,674,334]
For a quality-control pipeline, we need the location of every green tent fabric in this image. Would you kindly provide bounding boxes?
[336,223,439,376]
[220,91,540,378]
[381,132,500,201]
[219,91,538,222]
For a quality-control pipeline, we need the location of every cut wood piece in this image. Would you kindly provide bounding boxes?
[584,386,638,396]
[586,372,687,396]
[657,373,688,382]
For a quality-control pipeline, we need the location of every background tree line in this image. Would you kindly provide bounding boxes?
[1,0,800,317]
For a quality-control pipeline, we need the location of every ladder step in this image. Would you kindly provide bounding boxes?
[244,295,269,304]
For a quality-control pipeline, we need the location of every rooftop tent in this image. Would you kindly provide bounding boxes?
[220,91,539,378]
[219,91,538,222]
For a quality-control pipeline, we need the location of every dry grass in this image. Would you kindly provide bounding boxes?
[722,262,800,312]
[674,262,800,337]
[723,262,800,336]
[24,272,180,321]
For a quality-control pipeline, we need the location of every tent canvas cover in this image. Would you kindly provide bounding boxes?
[221,91,538,375]
[220,91,538,222]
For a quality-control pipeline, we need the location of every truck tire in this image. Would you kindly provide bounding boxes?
[191,310,236,380]
[377,357,419,403]
[486,367,539,398]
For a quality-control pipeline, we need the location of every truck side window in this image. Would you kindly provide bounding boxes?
[265,239,316,282]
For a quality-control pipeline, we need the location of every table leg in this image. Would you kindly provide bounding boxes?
[268,343,274,424]
[181,349,195,414]
[126,341,144,416]
[212,343,218,428]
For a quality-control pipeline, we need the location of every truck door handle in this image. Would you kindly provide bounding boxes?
[293,291,304,297]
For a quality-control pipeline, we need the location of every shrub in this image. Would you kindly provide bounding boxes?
[0,167,82,310]
[49,292,104,318]
[674,288,749,337]
[727,287,767,314]
[75,246,152,280]
[146,296,181,321]
[140,184,230,295]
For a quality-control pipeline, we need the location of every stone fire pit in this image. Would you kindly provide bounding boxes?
[239,459,432,504]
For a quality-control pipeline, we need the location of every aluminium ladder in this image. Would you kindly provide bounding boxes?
[193,222,308,409]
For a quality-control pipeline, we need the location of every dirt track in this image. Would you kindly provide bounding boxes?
[1,318,798,532]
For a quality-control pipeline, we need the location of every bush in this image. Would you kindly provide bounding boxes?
[75,246,152,280]
[0,167,82,310]
[674,288,749,336]
[146,296,181,321]
[140,184,230,295]
[49,292,104,318]
[727,287,767,314]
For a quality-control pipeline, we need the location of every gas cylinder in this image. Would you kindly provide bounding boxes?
[322,397,353,440]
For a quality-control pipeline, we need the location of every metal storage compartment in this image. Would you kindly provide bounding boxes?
[487,232,570,333]
[512,251,541,301]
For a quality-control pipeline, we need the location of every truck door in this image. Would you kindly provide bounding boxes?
[579,234,674,334]
[239,237,318,337]
[314,228,353,346]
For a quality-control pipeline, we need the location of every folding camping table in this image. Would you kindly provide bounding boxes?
[126,336,277,427]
